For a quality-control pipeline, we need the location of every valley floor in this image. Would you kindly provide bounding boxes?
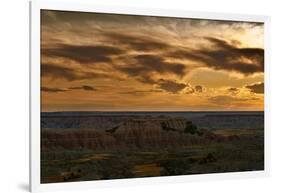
[41,128,264,183]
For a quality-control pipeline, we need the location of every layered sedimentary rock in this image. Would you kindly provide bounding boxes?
[41,118,230,150]
[115,118,189,132]
[41,129,117,150]
[112,118,196,148]
[41,113,191,130]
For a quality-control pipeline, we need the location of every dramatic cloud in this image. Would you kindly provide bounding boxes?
[168,37,264,75]
[41,85,96,93]
[184,85,204,94]
[195,85,203,92]
[228,87,240,95]
[201,38,264,74]
[42,44,124,64]
[120,89,163,96]
[157,79,188,94]
[103,32,170,51]
[69,85,97,91]
[41,86,67,93]
[228,87,239,92]
[246,82,264,94]
[40,10,264,111]
[185,88,195,94]
[116,54,187,84]
[41,63,109,81]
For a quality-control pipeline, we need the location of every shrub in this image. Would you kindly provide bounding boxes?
[184,123,198,135]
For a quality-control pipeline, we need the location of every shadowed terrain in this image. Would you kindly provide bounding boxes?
[41,112,264,183]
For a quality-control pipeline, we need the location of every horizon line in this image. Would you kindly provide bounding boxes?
[41,110,264,113]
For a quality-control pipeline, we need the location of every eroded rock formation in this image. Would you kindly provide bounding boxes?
[41,118,232,150]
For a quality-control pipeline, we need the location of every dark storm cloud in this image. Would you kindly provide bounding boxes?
[246,82,264,94]
[168,37,264,75]
[228,87,240,95]
[120,89,163,96]
[42,44,124,64]
[157,79,188,94]
[41,85,96,93]
[185,85,204,94]
[195,85,203,92]
[136,75,158,84]
[41,86,67,93]
[103,32,170,51]
[116,54,187,83]
[199,37,264,74]
[69,85,97,91]
[228,87,239,92]
[134,54,186,76]
[41,63,108,81]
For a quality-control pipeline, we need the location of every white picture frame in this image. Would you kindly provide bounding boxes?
[30,0,270,192]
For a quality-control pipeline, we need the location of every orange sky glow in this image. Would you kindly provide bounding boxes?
[41,10,264,112]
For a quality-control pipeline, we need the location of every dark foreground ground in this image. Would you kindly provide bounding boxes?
[41,112,264,183]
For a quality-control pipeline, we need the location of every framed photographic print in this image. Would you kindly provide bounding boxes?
[30,0,270,192]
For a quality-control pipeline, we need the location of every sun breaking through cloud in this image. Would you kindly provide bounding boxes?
[41,10,264,112]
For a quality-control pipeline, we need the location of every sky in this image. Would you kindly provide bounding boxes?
[41,10,264,112]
